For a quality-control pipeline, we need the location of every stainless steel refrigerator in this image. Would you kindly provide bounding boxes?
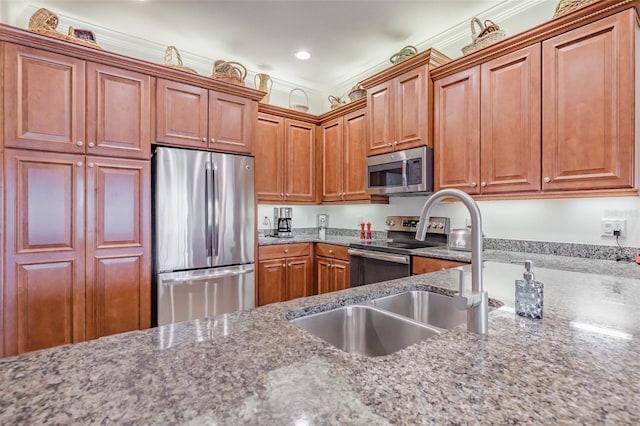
[153,146,255,326]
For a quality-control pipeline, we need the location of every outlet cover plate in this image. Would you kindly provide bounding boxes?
[601,218,626,237]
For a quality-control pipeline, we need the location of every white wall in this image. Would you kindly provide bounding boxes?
[259,196,640,247]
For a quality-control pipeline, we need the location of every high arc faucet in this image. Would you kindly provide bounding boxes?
[415,189,489,334]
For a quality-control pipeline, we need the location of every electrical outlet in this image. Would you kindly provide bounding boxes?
[601,218,626,237]
[263,216,269,226]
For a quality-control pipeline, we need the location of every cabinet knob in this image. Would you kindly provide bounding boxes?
[284,249,288,253]
[282,263,286,268]
[76,141,84,147]
[76,161,83,167]
[201,137,207,143]
[387,142,392,147]
[480,182,486,187]
[470,182,477,187]
[286,193,289,197]
[280,193,284,197]
[329,250,334,254]
[88,142,95,148]
[543,177,551,183]
[87,162,94,168]
[210,138,216,144]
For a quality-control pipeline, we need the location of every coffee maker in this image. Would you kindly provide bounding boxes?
[273,207,293,238]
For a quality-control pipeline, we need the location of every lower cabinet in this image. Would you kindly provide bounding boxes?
[257,243,313,306]
[315,244,350,294]
[2,149,151,356]
[412,257,468,275]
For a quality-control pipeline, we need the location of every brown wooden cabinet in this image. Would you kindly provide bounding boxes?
[315,244,350,294]
[412,257,468,275]
[320,108,372,202]
[541,11,635,191]
[4,44,151,160]
[255,112,316,203]
[257,243,312,306]
[435,44,541,195]
[157,79,256,154]
[367,66,428,156]
[3,149,151,356]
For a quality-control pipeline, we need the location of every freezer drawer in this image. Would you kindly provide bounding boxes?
[157,264,255,326]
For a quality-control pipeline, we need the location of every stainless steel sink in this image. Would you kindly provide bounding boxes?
[370,290,466,330]
[290,305,440,357]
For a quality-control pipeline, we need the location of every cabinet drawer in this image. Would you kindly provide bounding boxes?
[315,243,350,261]
[412,257,468,275]
[259,243,311,260]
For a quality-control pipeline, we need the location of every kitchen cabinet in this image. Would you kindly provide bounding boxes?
[435,44,541,195]
[257,243,313,306]
[320,108,373,202]
[4,43,151,160]
[156,79,255,154]
[541,11,635,191]
[3,149,151,355]
[366,66,428,156]
[412,257,467,275]
[315,244,350,294]
[255,112,316,203]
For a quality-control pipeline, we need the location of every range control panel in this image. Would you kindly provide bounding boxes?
[384,215,450,235]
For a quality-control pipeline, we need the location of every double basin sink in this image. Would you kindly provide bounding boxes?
[290,291,467,357]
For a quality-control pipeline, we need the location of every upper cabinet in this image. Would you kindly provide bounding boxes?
[432,5,639,199]
[156,79,256,155]
[4,44,151,160]
[255,109,317,203]
[362,49,449,157]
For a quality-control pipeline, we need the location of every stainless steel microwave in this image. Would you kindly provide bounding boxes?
[366,146,434,195]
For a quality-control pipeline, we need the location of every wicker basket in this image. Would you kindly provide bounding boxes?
[289,88,309,113]
[211,60,246,86]
[28,8,102,50]
[328,95,346,110]
[461,18,506,55]
[553,0,599,18]
[390,45,418,65]
[348,84,366,101]
[163,46,198,74]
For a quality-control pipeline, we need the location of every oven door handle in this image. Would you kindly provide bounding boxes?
[348,249,410,264]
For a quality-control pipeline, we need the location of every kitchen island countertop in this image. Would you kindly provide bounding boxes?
[1,259,640,423]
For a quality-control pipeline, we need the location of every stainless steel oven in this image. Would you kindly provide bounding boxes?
[348,249,411,287]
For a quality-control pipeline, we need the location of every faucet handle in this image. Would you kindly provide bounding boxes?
[452,267,482,310]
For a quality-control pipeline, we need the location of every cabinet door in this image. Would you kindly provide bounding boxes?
[287,256,312,300]
[209,91,255,154]
[257,259,286,306]
[284,119,316,202]
[4,44,85,154]
[255,113,285,202]
[367,79,394,155]
[395,66,427,149]
[433,67,480,194]
[156,79,208,148]
[86,63,151,160]
[412,257,467,275]
[332,259,350,291]
[320,117,343,201]
[542,11,635,191]
[85,157,151,340]
[315,256,333,294]
[4,150,85,355]
[343,108,368,201]
[481,44,541,194]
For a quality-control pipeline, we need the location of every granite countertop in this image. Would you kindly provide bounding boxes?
[1,259,640,423]
[258,234,380,247]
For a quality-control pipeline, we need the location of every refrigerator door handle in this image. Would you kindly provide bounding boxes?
[205,162,214,261]
[212,161,220,257]
[161,266,255,285]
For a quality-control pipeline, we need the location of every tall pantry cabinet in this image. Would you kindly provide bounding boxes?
[2,43,151,355]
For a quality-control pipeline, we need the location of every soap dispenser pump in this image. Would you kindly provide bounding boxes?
[515,260,544,319]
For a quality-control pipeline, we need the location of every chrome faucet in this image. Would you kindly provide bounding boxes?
[415,189,489,334]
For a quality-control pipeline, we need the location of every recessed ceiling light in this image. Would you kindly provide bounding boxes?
[295,50,311,60]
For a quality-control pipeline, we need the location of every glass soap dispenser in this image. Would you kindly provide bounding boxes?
[515,260,544,319]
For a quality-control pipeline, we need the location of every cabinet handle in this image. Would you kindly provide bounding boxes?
[76,141,84,147]
[201,138,207,143]
[543,177,551,183]
[210,138,216,143]
[480,182,486,187]
[470,182,477,188]
[76,161,83,167]
[87,162,95,168]
[88,142,95,148]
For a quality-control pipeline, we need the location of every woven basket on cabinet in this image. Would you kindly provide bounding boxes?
[163,46,198,74]
[461,18,506,55]
[553,0,600,18]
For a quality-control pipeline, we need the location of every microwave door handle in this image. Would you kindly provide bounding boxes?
[205,162,213,261]
[402,159,408,187]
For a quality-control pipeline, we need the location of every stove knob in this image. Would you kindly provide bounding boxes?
[388,220,395,227]
[430,222,437,228]
[438,223,444,229]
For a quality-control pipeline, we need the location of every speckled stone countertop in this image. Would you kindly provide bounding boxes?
[2,260,640,423]
[258,234,383,247]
